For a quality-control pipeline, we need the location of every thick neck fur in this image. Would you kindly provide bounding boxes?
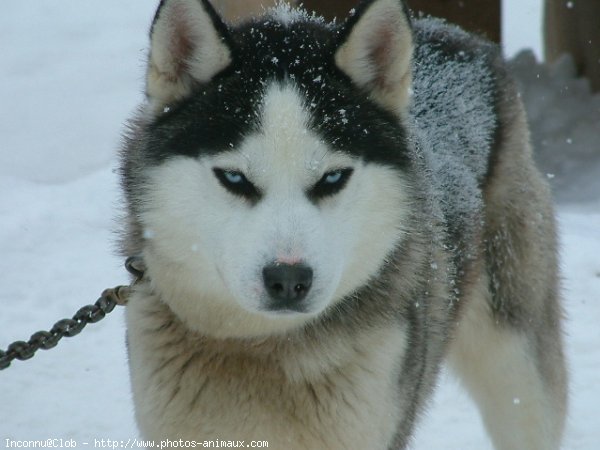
[126,277,410,447]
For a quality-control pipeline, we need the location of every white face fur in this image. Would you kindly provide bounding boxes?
[140,82,409,338]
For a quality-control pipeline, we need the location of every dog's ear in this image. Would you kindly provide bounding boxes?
[334,0,413,117]
[146,0,232,109]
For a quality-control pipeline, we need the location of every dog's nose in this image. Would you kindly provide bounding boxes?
[262,263,313,307]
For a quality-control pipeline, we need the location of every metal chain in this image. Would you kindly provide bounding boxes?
[0,257,144,371]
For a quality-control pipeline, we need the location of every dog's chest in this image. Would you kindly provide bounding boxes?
[127,296,406,449]
[152,359,399,449]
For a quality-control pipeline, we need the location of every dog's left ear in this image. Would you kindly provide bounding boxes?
[146,0,232,109]
[335,0,413,117]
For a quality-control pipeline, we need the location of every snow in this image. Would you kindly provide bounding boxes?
[509,50,600,205]
[269,2,328,26]
[1,1,598,448]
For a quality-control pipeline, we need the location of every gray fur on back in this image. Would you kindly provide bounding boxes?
[408,18,500,271]
[412,17,497,184]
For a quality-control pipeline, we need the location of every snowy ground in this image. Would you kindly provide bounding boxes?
[1,1,598,448]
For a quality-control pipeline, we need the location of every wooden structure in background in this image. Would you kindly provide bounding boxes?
[302,0,501,43]
[212,0,598,91]
[545,0,600,91]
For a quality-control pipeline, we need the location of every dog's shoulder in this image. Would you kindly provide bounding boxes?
[411,17,501,182]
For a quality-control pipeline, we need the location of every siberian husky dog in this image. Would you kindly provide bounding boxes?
[120,0,568,448]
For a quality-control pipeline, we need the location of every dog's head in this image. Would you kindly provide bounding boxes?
[128,0,415,337]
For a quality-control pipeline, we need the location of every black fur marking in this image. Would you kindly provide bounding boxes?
[142,14,412,171]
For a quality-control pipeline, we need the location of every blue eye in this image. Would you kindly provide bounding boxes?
[324,170,343,184]
[308,168,354,201]
[213,168,261,202]
[223,171,243,184]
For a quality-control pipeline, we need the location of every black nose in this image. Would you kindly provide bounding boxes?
[262,263,313,307]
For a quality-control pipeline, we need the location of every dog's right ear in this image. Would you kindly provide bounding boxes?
[146,0,232,109]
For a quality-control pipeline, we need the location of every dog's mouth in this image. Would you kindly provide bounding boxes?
[255,289,329,318]
[260,301,312,315]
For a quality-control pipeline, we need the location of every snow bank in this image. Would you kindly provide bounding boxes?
[510,51,600,205]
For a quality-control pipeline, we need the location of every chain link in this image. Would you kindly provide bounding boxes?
[0,257,144,371]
